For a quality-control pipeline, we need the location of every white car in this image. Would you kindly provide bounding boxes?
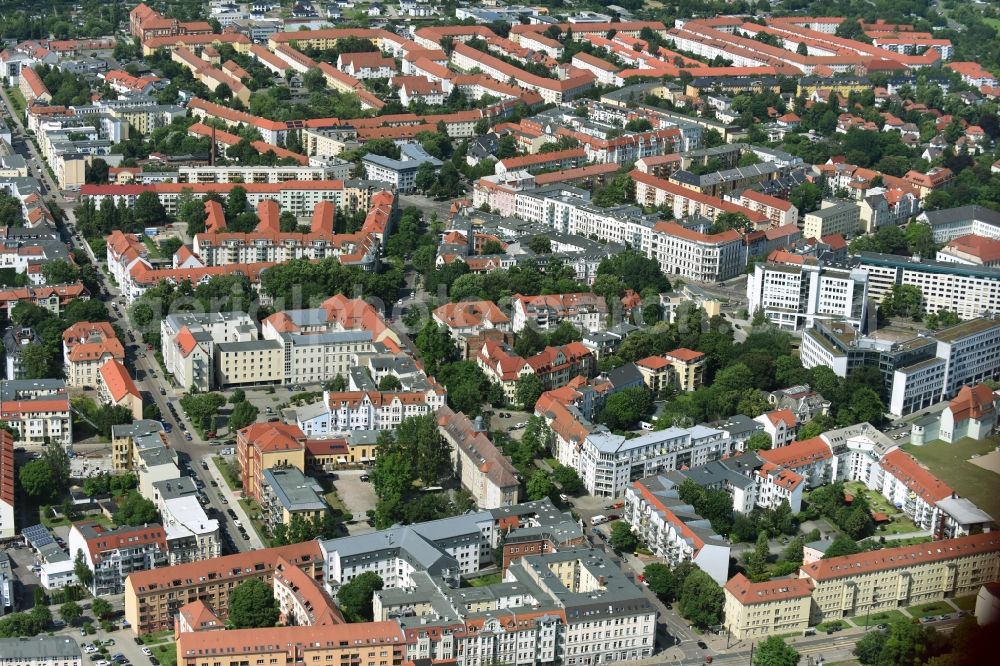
[85,646,98,654]
[96,661,111,666]
[141,648,152,656]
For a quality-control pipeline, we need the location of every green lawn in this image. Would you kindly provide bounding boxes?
[142,236,163,259]
[150,642,176,666]
[466,573,502,587]
[953,595,977,612]
[985,17,1000,35]
[902,437,1000,520]
[816,619,849,632]
[908,601,952,619]
[212,456,241,491]
[6,87,26,116]
[139,629,174,645]
[859,610,908,627]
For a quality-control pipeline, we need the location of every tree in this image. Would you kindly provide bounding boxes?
[754,636,800,666]
[822,534,862,559]
[745,431,772,452]
[134,191,167,227]
[905,223,937,258]
[598,387,654,430]
[789,181,822,214]
[642,562,674,600]
[18,460,57,502]
[113,491,159,526]
[230,389,246,404]
[303,68,325,92]
[378,375,402,391]
[797,414,835,440]
[42,259,79,285]
[414,161,437,192]
[678,569,724,628]
[796,41,809,56]
[880,284,923,320]
[59,601,82,626]
[18,344,55,380]
[609,521,638,553]
[744,531,771,581]
[73,550,93,591]
[552,465,584,495]
[228,579,279,628]
[515,374,544,409]
[337,572,383,622]
[526,470,554,501]
[228,401,259,431]
[527,234,552,254]
[91,598,112,620]
[855,620,948,666]
[848,387,886,427]
[226,186,249,219]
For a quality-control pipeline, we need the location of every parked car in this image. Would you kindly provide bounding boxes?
[141,648,152,656]
[607,514,620,521]
[360,474,370,482]
[697,641,708,650]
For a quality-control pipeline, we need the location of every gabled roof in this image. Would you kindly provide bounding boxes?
[948,384,996,424]
[99,359,140,403]
[880,448,953,503]
[724,572,812,605]
[758,437,831,469]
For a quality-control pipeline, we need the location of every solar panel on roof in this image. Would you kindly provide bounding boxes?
[22,523,55,547]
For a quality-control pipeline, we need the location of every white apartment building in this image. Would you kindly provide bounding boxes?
[918,205,1000,243]
[192,230,377,268]
[746,253,869,330]
[624,475,731,585]
[320,512,496,589]
[293,388,447,436]
[649,222,745,283]
[0,379,71,446]
[570,425,732,497]
[177,164,337,184]
[152,477,221,565]
[162,312,260,391]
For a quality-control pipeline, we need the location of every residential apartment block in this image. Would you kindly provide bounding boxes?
[293,388,447,435]
[260,467,329,531]
[438,406,520,510]
[61,321,125,388]
[802,200,862,239]
[0,379,71,446]
[68,522,168,596]
[0,636,83,666]
[0,431,13,539]
[723,574,814,641]
[151,477,221,566]
[124,541,324,634]
[511,293,608,333]
[624,475,731,585]
[746,251,869,331]
[800,532,1000,623]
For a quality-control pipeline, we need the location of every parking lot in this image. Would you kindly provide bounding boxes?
[331,469,378,535]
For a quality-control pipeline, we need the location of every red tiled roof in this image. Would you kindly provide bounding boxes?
[803,532,1000,581]
[666,348,704,363]
[880,448,953,503]
[99,359,140,403]
[944,234,1000,264]
[759,437,831,469]
[948,384,995,424]
[724,572,813,605]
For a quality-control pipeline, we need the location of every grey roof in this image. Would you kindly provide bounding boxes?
[921,205,1000,228]
[111,419,164,441]
[216,339,283,353]
[605,362,643,389]
[0,636,82,661]
[711,414,763,438]
[345,429,379,446]
[137,446,177,469]
[858,252,1000,279]
[280,308,331,327]
[0,378,66,400]
[321,525,461,577]
[288,331,372,346]
[664,452,764,492]
[587,423,723,454]
[152,476,198,500]
[3,326,42,357]
[262,467,326,512]
[936,496,993,524]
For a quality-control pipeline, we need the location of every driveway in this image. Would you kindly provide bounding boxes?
[331,469,377,535]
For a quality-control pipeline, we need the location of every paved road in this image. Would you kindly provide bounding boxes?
[0,86,255,556]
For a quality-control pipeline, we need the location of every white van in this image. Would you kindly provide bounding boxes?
[590,515,607,526]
